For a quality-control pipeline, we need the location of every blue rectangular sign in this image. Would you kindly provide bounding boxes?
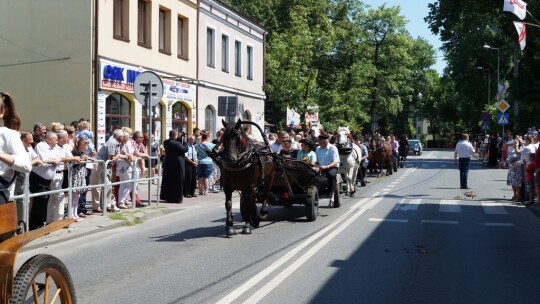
[497,113,509,125]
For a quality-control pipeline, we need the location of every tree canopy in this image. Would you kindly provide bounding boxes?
[222,0,540,139]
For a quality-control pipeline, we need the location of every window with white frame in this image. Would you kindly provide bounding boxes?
[247,45,253,80]
[207,28,215,67]
[222,34,229,72]
[235,40,241,76]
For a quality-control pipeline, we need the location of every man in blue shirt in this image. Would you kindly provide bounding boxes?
[315,134,340,205]
[184,135,198,198]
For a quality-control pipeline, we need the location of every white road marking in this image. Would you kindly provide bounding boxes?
[439,200,461,213]
[368,218,408,223]
[361,197,384,210]
[421,220,459,225]
[242,207,369,303]
[391,181,399,184]
[387,184,396,188]
[482,223,515,227]
[394,199,421,211]
[381,188,391,192]
[217,197,373,304]
[481,201,508,214]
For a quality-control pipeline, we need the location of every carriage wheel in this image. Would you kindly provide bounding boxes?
[305,186,319,221]
[9,254,76,304]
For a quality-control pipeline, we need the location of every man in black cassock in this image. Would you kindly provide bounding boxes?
[160,130,188,203]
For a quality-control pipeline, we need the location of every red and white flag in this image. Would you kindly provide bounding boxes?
[513,21,526,50]
[503,0,527,20]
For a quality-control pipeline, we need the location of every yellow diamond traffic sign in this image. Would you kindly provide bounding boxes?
[497,100,510,113]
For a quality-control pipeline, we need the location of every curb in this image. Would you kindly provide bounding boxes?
[22,207,183,252]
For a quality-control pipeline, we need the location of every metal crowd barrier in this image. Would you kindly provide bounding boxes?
[12,156,162,232]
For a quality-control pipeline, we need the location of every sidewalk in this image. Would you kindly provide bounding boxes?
[22,182,233,251]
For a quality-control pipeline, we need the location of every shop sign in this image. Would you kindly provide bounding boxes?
[163,79,196,104]
[99,61,142,93]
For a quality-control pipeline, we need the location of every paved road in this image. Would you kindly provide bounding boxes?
[17,150,540,304]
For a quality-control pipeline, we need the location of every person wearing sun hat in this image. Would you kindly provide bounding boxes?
[315,133,340,205]
[297,138,317,167]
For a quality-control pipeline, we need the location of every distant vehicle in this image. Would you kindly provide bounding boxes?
[408,139,423,155]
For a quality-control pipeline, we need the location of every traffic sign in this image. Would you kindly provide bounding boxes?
[497,113,509,125]
[134,71,164,107]
[497,100,510,113]
[481,122,490,130]
[481,112,491,122]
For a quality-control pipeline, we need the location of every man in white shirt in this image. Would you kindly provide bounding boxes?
[270,131,287,153]
[29,131,61,230]
[46,130,81,224]
[454,133,476,189]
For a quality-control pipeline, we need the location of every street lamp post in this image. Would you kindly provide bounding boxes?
[484,44,502,134]
[477,67,491,149]
[483,44,499,86]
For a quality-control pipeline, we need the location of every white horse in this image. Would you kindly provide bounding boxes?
[336,127,361,197]
[307,122,323,140]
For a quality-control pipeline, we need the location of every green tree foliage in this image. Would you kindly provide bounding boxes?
[223,0,440,135]
[426,0,540,135]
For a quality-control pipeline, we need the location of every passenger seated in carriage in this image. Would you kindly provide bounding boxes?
[278,139,297,159]
[296,138,317,167]
[315,134,340,205]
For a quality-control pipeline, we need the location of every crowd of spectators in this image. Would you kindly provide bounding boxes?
[475,128,540,206]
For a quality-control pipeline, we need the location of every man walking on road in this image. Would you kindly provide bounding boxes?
[454,133,475,189]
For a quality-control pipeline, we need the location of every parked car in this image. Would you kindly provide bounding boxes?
[408,139,423,155]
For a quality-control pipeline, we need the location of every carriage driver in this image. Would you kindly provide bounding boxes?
[315,133,340,205]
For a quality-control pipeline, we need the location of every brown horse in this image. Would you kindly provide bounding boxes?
[369,136,394,177]
[220,119,276,236]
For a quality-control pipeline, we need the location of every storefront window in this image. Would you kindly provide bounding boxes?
[142,103,163,143]
[205,106,216,136]
[172,102,188,134]
[106,93,131,140]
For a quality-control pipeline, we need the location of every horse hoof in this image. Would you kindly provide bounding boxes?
[242,226,252,234]
[226,227,237,237]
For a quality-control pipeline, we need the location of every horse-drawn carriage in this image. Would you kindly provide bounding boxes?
[217,120,344,237]
[269,158,343,221]
[0,202,76,303]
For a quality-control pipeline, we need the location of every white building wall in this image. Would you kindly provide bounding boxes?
[197,0,266,135]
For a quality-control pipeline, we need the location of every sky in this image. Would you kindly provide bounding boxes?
[363,0,446,74]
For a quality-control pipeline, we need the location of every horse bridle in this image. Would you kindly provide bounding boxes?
[222,128,255,171]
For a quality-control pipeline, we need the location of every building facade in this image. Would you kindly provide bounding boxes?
[0,0,266,145]
[197,0,266,139]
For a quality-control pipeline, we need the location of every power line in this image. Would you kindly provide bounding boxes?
[0,57,71,68]
[0,33,56,60]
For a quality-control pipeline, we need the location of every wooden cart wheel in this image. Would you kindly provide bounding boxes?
[305,186,319,221]
[9,254,76,304]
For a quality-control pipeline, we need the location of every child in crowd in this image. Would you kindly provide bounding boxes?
[526,153,536,206]
[70,137,90,221]
[507,155,522,202]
